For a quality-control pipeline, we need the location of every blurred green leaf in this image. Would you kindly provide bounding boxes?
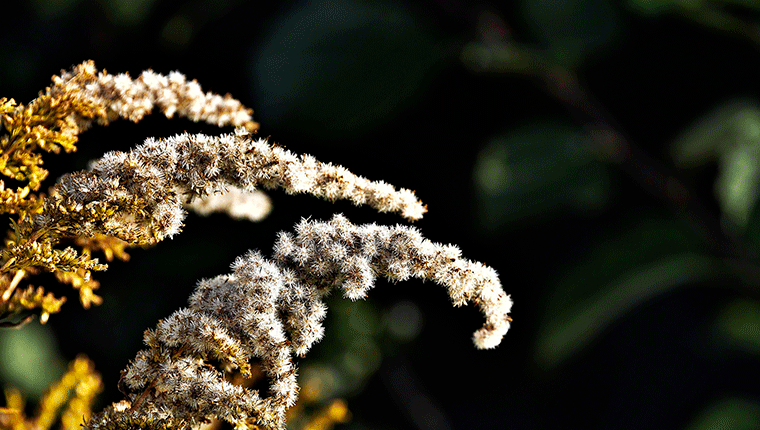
[626,0,679,15]
[30,0,84,19]
[628,0,760,21]
[629,0,760,46]
[712,298,760,354]
[316,297,384,395]
[684,397,760,430]
[519,0,621,68]
[671,99,760,229]
[743,204,760,251]
[460,43,545,75]
[0,322,66,399]
[249,0,443,138]
[671,99,760,167]
[534,218,723,370]
[102,0,156,26]
[472,121,609,230]
[384,300,423,342]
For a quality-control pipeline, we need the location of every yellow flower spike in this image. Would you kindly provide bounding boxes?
[74,235,132,263]
[1,387,27,430]
[301,400,350,430]
[53,269,102,309]
[0,284,66,326]
[60,357,102,430]
[3,387,24,413]
[0,407,22,430]
[1,269,25,302]
[35,355,102,430]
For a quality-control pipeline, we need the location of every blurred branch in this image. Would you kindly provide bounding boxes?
[541,63,760,264]
[462,13,760,266]
[628,0,760,47]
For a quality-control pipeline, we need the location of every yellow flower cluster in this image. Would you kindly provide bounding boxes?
[1,61,511,430]
[0,356,102,430]
[0,61,257,325]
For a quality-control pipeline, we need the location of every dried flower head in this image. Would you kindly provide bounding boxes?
[36,130,425,246]
[1,60,259,323]
[2,60,512,430]
[88,215,511,430]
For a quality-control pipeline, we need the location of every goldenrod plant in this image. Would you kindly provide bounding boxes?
[0,356,101,430]
[0,60,259,325]
[0,62,512,430]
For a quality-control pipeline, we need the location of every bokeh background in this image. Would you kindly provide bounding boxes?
[2,0,760,429]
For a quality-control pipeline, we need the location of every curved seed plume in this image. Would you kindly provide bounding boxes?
[51,60,258,132]
[274,214,512,350]
[38,130,426,245]
[87,215,510,430]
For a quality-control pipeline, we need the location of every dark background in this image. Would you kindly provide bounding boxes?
[2,0,760,429]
